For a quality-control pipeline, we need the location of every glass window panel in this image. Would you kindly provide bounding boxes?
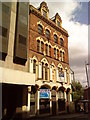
[37,40,40,52]
[57,20,60,27]
[57,49,59,59]
[54,48,56,58]
[43,10,47,18]
[19,15,27,25]
[45,44,48,55]
[63,52,65,61]
[41,41,43,54]
[38,25,43,34]
[49,45,51,56]
[0,26,8,37]
[33,60,36,73]
[54,34,58,43]
[19,34,26,45]
[2,3,9,14]
[60,38,64,46]
[46,29,50,39]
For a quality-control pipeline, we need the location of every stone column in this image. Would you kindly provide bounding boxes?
[56,68,58,81]
[56,90,58,115]
[43,65,45,80]
[6,3,17,65]
[64,91,67,101]
[38,62,42,79]
[48,67,50,81]
[50,90,52,114]
[70,93,72,102]
[36,89,40,115]
[29,58,33,73]
[50,65,52,80]
[27,86,31,111]
[36,64,38,80]
[64,70,67,83]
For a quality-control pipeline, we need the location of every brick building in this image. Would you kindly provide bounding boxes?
[29,2,72,115]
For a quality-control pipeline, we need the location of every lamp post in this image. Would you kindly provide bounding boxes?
[85,62,90,114]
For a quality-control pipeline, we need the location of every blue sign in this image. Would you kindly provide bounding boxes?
[40,89,50,99]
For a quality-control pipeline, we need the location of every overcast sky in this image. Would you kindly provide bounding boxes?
[30,0,88,87]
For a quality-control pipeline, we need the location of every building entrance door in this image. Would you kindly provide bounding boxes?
[52,89,56,115]
[30,86,36,115]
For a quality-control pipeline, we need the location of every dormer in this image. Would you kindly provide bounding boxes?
[40,1,49,19]
[55,13,62,27]
[51,13,62,27]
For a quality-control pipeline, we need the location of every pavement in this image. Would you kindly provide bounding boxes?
[24,113,88,120]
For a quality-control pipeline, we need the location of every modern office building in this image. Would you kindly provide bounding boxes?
[29,2,72,115]
[0,2,35,119]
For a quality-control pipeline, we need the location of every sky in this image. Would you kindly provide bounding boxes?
[30,0,88,87]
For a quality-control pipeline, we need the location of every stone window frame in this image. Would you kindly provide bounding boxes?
[41,58,49,81]
[41,41,44,54]
[54,34,58,43]
[46,29,50,40]
[37,40,40,52]
[38,24,43,35]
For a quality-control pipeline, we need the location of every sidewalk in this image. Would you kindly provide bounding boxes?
[23,113,88,120]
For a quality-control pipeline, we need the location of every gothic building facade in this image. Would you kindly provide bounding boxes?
[29,2,72,115]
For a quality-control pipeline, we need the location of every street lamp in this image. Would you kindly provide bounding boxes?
[85,62,89,87]
[85,62,90,114]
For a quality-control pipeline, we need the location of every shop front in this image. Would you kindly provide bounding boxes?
[51,87,57,115]
[39,87,50,114]
[58,87,65,112]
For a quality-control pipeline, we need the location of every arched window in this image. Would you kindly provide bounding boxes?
[57,49,59,59]
[63,52,65,62]
[41,41,44,54]
[42,62,44,79]
[46,29,50,39]
[60,51,62,61]
[38,24,43,34]
[45,44,48,55]
[45,63,48,80]
[37,40,40,52]
[33,60,36,73]
[57,20,60,27]
[49,45,51,56]
[60,38,64,46]
[54,48,56,58]
[54,34,58,43]
[43,9,47,18]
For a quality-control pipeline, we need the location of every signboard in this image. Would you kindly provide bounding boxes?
[40,89,50,99]
[59,73,64,77]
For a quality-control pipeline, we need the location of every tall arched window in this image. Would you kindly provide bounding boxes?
[45,63,48,80]
[41,41,44,54]
[54,34,58,43]
[46,29,50,39]
[38,24,43,34]
[57,49,59,59]
[37,40,40,52]
[60,51,62,61]
[60,38,64,46]
[42,62,44,79]
[54,48,56,58]
[63,52,65,62]
[33,60,36,73]
[49,45,51,56]
[45,44,48,55]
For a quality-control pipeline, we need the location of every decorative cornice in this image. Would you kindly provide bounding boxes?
[30,5,69,37]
